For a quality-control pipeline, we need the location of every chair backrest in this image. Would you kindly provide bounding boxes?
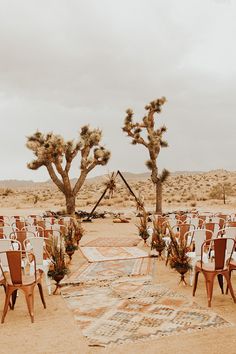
[194,229,213,257]
[0,226,13,239]
[172,224,195,241]
[204,222,220,238]
[15,220,26,230]
[0,239,15,269]
[6,251,23,284]
[175,214,189,224]
[222,227,236,240]
[24,237,45,266]
[10,231,36,249]
[201,238,235,270]
[226,221,236,228]
[36,220,45,229]
[189,217,199,229]
[41,229,60,239]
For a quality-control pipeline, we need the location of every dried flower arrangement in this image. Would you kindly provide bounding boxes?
[166,223,192,272]
[151,216,166,254]
[136,210,150,244]
[46,234,69,279]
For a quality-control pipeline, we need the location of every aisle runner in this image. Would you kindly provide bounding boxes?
[62,277,230,347]
[62,258,154,284]
[82,237,140,247]
[79,246,148,262]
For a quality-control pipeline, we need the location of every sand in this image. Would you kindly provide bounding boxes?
[0,210,236,354]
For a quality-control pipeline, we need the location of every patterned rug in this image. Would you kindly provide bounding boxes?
[62,258,154,285]
[82,237,140,247]
[79,246,149,262]
[61,278,230,347]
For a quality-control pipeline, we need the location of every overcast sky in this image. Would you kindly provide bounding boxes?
[0,0,235,181]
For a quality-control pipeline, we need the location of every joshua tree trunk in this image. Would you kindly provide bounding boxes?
[155,180,162,214]
[65,194,76,215]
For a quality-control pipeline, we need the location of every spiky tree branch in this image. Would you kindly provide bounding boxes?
[26,126,110,214]
[122,97,169,213]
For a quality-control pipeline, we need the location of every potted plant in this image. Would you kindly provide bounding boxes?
[151,217,166,258]
[136,211,151,244]
[46,234,69,294]
[63,223,79,261]
[166,223,192,285]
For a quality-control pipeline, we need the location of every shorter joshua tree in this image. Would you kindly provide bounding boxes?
[122,97,170,214]
[26,126,110,215]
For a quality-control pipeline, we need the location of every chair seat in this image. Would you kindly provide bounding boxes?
[230,260,236,267]
[195,260,227,272]
[4,270,43,286]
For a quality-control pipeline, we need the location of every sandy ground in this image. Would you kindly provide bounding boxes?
[0,209,236,354]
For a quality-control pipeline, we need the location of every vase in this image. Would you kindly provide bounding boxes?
[139,232,150,245]
[66,249,75,261]
[53,274,65,295]
[156,245,166,258]
[176,267,188,286]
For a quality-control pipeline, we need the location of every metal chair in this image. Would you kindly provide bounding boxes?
[193,238,236,307]
[0,250,46,323]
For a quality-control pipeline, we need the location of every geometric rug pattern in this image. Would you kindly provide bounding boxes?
[61,276,230,347]
[61,258,155,285]
[82,237,140,247]
[79,246,149,262]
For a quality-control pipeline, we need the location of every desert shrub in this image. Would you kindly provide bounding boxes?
[209,183,234,200]
[1,188,14,196]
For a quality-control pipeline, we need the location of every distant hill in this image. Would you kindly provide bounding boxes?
[0,170,234,189]
[0,180,36,189]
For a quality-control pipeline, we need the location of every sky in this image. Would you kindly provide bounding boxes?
[0,0,235,181]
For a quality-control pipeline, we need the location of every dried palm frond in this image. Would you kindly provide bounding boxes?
[103,172,117,198]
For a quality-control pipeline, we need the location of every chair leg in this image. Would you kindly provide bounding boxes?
[1,284,12,310]
[37,283,46,309]
[224,272,236,303]
[1,287,15,323]
[24,288,35,323]
[193,270,200,296]
[226,269,233,295]
[204,273,215,307]
[217,274,224,294]
[11,290,18,310]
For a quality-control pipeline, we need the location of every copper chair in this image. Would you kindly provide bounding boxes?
[0,250,46,323]
[172,224,195,242]
[204,222,220,239]
[193,238,236,307]
[10,230,36,250]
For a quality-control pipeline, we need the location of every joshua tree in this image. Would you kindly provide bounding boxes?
[122,97,169,214]
[26,126,110,215]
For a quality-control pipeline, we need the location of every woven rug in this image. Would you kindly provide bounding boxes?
[82,237,140,247]
[61,278,231,347]
[62,258,154,285]
[79,246,149,262]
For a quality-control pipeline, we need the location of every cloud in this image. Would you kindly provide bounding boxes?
[0,0,235,181]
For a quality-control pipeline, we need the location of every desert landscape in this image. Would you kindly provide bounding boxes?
[0,169,235,214]
[1,1,235,353]
[0,170,236,354]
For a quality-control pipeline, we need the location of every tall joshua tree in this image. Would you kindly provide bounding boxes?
[122,97,169,214]
[26,126,110,215]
